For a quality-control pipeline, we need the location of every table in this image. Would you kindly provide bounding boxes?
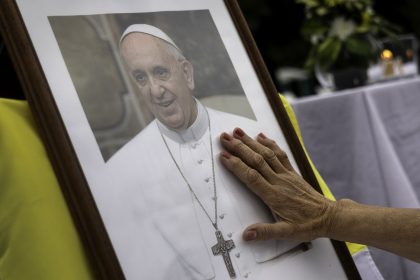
[292,77,420,280]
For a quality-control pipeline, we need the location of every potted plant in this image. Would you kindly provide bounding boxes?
[297,0,399,90]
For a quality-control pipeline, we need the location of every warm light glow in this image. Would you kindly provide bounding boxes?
[406,49,414,59]
[381,49,394,60]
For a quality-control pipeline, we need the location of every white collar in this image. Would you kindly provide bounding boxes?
[157,100,208,144]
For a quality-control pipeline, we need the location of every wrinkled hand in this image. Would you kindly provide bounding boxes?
[219,128,337,242]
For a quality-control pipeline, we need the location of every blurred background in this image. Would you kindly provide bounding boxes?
[1,0,419,100]
[238,0,419,98]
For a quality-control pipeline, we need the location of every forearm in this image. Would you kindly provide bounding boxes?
[327,199,420,263]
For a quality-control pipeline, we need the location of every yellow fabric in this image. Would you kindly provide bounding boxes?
[0,96,363,280]
[0,98,93,280]
[280,95,366,255]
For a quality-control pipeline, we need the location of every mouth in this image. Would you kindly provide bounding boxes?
[155,99,174,107]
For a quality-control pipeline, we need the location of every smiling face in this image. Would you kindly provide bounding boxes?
[120,33,197,131]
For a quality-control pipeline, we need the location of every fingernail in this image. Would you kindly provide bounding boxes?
[244,230,257,241]
[234,128,245,137]
[258,132,267,139]
[223,133,233,141]
[221,151,231,159]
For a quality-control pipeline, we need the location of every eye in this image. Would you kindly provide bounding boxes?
[133,71,147,86]
[153,67,170,80]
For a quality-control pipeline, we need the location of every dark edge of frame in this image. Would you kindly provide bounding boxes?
[0,1,125,279]
[224,0,361,279]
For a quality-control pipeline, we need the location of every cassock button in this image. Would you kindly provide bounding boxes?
[219,213,225,219]
[198,159,203,164]
[205,177,211,183]
[227,232,232,238]
[244,273,249,278]
[235,252,240,258]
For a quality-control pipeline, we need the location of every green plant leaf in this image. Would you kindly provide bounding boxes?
[354,2,364,10]
[304,55,316,70]
[345,36,372,56]
[316,37,342,69]
[296,0,319,8]
[377,18,403,34]
[355,25,370,33]
[355,11,372,33]
[316,7,328,16]
[301,19,328,38]
[303,47,317,70]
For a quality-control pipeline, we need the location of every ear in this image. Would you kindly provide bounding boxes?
[181,60,195,90]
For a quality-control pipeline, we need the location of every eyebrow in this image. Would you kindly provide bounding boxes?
[131,69,145,76]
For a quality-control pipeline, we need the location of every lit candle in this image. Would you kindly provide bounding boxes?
[381,49,393,61]
[381,49,394,77]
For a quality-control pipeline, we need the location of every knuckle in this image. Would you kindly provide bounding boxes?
[232,139,245,151]
[262,149,276,161]
[231,158,248,175]
[267,139,277,147]
[252,154,265,168]
[246,168,260,184]
[259,226,272,240]
[229,156,240,167]
[277,149,288,160]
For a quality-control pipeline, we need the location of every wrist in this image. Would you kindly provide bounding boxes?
[322,198,356,239]
[324,199,357,240]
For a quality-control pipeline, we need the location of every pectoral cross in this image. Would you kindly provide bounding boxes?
[211,230,236,279]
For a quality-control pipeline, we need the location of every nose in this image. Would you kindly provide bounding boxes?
[149,80,165,100]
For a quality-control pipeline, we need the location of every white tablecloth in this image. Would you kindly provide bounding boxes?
[292,77,420,280]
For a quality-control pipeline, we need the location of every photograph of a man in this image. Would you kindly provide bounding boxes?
[107,23,299,279]
[120,24,197,133]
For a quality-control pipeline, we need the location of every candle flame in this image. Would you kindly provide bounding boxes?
[381,49,393,60]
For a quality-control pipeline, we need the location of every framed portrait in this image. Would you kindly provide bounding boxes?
[0,0,360,279]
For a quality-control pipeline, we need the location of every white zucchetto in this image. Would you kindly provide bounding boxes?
[119,24,180,51]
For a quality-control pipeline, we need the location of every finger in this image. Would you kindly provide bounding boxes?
[219,150,274,201]
[232,127,285,173]
[257,133,295,172]
[242,222,295,241]
[220,132,277,181]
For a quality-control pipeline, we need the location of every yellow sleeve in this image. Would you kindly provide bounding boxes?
[0,98,93,280]
[279,95,366,255]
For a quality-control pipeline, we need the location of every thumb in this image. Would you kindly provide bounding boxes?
[243,222,294,242]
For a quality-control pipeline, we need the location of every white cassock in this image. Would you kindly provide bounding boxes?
[105,101,348,280]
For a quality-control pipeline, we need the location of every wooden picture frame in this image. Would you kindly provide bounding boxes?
[0,0,360,279]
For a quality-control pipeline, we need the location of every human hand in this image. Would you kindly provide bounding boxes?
[219,128,338,242]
